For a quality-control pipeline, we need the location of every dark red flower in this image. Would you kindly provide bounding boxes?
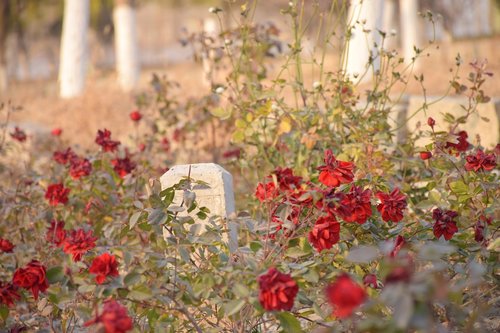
[173,128,184,142]
[419,151,432,160]
[161,137,170,153]
[474,221,486,243]
[0,238,15,253]
[69,156,92,179]
[385,266,412,284]
[45,183,70,206]
[363,274,379,289]
[258,267,298,311]
[376,188,407,223]
[111,157,136,178]
[432,208,459,240]
[389,235,406,258]
[445,130,470,154]
[325,274,366,318]
[53,147,77,165]
[273,167,303,191]
[89,253,120,284]
[0,282,20,307]
[465,149,496,172]
[427,117,435,129]
[335,185,372,224]
[10,127,27,142]
[96,129,120,152]
[255,182,277,202]
[51,128,62,136]
[63,229,97,262]
[129,110,142,122]
[84,300,133,333]
[222,148,242,159]
[308,214,340,252]
[46,220,66,247]
[12,260,49,300]
[317,149,354,187]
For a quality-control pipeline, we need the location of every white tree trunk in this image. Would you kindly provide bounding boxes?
[113,1,140,91]
[59,0,89,98]
[343,0,385,83]
[382,0,397,49]
[399,0,420,65]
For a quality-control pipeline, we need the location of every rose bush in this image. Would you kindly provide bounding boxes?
[0,1,499,332]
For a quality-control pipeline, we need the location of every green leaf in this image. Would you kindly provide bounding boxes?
[346,245,379,263]
[276,312,303,333]
[450,181,468,195]
[124,272,141,286]
[232,283,249,298]
[210,106,232,119]
[223,299,245,317]
[46,266,65,284]
[129,285,153,301]
[129,211,142,229]
[0,305,9,321]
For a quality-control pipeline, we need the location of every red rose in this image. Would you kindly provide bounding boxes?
[445,130,470,154]
[363,274,379,289]
[84,300,133,333]
[308,214,340,252]
[129,110,142,122]
[111,156,136,178]
[385,266,412,284]
[12,260,49,300]
[272,167,302,191]
[46,220,66,247]
[317,149,354,187]
[325,274,366,318]
[51,128,63,136]
[376,188,407,223]
[432,208,458,240]
[427,117,435,128]
[53,147,77,165]
[138,143,146,152]
[96,129,120,152]
[0,238,15,253]
[419,151,432,160]
[465,149,496,172]
[255,182,277,202]
[335,185,372,224]
[69,156,92,179]
[63,229,97,262]
[389,235,406,258]
[222,148,242,159]
[258,267,298,311]
[89,253,120,284]
[0,282,20,307]
[10,127,27,142]
[45,183,70,206]
[474,221,485,243]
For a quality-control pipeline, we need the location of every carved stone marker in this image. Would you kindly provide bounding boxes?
[159,163,236,218]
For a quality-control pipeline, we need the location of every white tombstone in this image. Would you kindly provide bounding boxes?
[159,163,235,218]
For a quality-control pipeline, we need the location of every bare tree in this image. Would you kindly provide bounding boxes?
[59,0,90,98]
[113,0,140,91]
[0,1,10,93]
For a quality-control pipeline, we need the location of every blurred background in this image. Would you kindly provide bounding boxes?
[0,0,499,148]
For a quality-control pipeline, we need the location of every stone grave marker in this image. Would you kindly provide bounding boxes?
[159,163,235,218]
[160,163,237,252]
